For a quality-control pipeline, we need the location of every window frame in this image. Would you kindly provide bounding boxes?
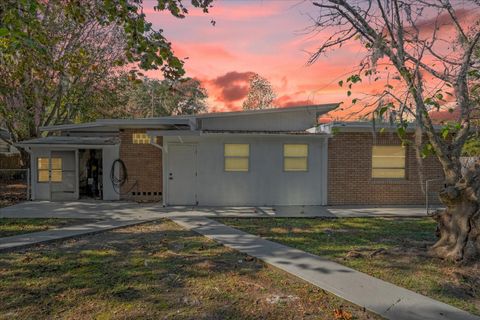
[224,143,250,172]
[37,157,63,183]
[371,145,406,179]
[283,143,309,172]
[132,133,155,144]
[37,157,50,183]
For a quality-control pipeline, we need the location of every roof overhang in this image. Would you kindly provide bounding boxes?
[40,118,193,132]
[147,130,200,137]
[315,121,442,134]
[16,136,120,148]
[192,103,339,119]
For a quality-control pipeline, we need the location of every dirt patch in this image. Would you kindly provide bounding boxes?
[0,182,26,208]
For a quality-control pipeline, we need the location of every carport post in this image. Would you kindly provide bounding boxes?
[26,169,30,201]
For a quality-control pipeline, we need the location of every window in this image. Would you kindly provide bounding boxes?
[224,144,249,172]
[372,146,406,178]
[37,158,49,182]
[50,158,62,182]
[37,157,62,182]
[284,144,308,171]
[132,133,155,144]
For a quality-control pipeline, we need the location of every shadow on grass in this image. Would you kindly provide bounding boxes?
[1,221,362,320]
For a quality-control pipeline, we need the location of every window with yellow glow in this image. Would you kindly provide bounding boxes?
[132,133,155,144]
[372,146,406,178]
[37,157,62,182]
[284,144,308,171]
[224,144,249,172]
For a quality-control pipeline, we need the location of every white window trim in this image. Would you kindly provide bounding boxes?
[283,144,309,172]
[224,143,250,172]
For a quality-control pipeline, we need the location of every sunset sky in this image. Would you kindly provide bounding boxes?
[144,0,474,118]
[144,0,371,115]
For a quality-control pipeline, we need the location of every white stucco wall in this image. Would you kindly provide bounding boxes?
[164,134,328,206]
[102,144,120,201]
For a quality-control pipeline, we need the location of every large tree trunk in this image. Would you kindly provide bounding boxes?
[430,160,480,263]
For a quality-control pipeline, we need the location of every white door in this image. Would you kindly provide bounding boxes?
[50,151,77,201]
[167,144,197,205]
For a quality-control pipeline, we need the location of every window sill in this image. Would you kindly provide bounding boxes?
[370,178,411,185]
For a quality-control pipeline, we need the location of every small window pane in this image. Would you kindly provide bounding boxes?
[372,168,405,178]
[372,146,405,157]
[51,158,62,170]
[224,144,249,157]
[133,133,154,144]
[38,170,49,182]
[372,146,406,178]
[284,144,308,157]
[225,158,249,172]
[38,158,49,170]
[372,156,405,168]
[51,170,62,182]
[284,158,308,171]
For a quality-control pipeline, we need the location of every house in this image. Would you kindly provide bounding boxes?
[17,104,444,205]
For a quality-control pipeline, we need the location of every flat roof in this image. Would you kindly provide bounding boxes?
[165,103,339,119]
[17,136,120,146]
[39,104,339,132]
[40,118,192,132]
[315,121,442,133]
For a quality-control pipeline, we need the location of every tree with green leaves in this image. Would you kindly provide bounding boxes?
[0,0,212,164]
[243,73,277,110]
[309,0,480,262]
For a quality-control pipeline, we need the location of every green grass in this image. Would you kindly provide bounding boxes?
[216,217,480,316]
[0,220,377,320]
[0,218,90,238]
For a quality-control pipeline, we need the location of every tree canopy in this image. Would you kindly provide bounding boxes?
[0,0,212,147]
[242,73,277,110]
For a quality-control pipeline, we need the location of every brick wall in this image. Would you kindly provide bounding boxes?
[327,132,444,205]
[119,129,162,202]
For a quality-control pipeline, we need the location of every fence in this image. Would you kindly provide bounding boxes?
[0,169,29,207]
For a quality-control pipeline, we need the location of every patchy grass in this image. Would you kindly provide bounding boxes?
[0,218,92,238]
[0,220,377,320]
[216,217,480,316]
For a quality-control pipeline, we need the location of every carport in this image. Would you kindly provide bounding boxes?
[17,136,120,201]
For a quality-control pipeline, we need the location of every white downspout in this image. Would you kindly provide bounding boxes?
[149,136,167,153]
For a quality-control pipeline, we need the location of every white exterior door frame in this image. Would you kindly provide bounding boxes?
[164,143,197,206]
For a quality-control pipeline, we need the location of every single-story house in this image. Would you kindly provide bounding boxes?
[17,104,444,205]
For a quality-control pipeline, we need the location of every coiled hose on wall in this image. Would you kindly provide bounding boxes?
[110,159,137,195]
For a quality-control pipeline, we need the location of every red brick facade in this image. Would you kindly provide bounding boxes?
[327,132,444,205]
[119,129,163,202]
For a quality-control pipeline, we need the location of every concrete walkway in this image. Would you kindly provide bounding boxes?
[0,201,431,220]
[172,216,479,320]
[0,219,150,251]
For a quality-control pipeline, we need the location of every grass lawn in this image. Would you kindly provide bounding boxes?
[216,217,480,316]
[0,218,91,238]
[0,219,377,320]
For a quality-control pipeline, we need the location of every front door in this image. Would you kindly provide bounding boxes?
[167,144,197,205]
[50,150,77,201]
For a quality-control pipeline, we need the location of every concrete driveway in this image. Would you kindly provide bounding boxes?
[0,201,430,220]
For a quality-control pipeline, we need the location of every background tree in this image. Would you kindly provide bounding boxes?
[242,73,277,110]
[0,0,212,164]
[101,75,208,118]
[309,0,480,262]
